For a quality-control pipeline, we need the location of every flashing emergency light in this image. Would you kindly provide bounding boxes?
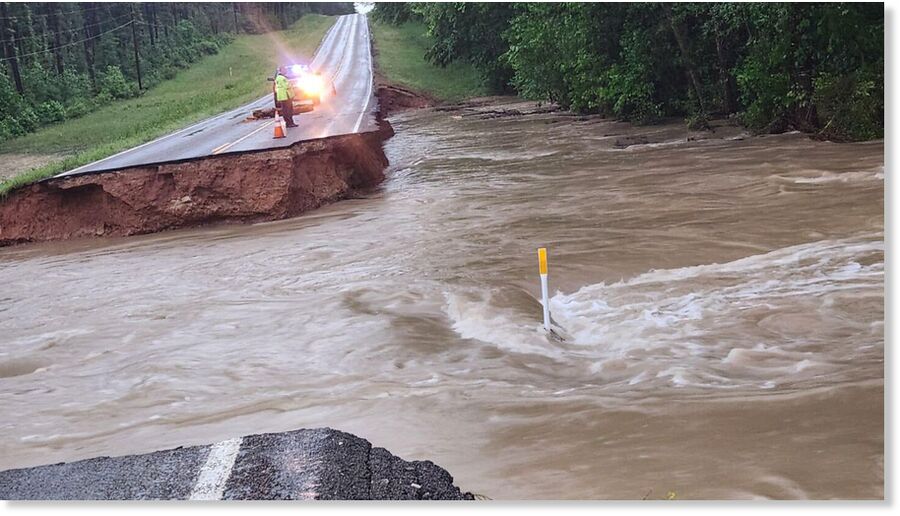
[298,73,324,95]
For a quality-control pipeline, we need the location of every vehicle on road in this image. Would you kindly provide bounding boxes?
[269,63,327,112]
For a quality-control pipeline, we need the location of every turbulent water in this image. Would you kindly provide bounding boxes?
[0,100,884,499]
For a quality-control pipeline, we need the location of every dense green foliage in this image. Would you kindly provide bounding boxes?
[371,19,488,101]
[373,2,883,140]
[0,2,353,143]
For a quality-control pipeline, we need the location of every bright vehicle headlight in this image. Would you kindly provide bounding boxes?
[298,74,324,95]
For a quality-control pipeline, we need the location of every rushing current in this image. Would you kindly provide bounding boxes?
[0,100,884,499]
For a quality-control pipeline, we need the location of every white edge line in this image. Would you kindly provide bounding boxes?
[328,15,357,83]
[60,15,347,178]
[65,14,362,177]
[61,100,261,176]
[353,15,374,134]
[311,15,347,71]
[189,437,243,501]
[311,15,343,65]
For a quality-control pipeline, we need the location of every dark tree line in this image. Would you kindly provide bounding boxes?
[0,2,353,141]
[374,2,883,141]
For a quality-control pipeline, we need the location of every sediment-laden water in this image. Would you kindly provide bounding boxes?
[0,100,883,499]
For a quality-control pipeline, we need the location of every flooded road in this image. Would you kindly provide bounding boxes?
[0,100,884,499]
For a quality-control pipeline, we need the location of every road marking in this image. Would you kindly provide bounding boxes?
[59,97,271,177]
[189,437,243,501]
[208,16,353,157]
[60,14,369,178]
[311,15,344,66]
[329,15,358,84]
[212,120,275,155]
[353,16,375,134]
[56,14,340,178]
[312,15,348,72]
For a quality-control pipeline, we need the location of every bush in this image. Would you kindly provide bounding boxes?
[686,113,711,131]
[20,62,57,104]
[94,90,114,106]
[98,65,138,100]
[57,69,94,102]
[35,100,67,123]
[64,97,95,119]
[161,66,178,80]
[0,71,26,117]
[735,54,792,133]
[15,106,39,134]
[813,66,883,141]
[0,119,15,141]
[372,3,420,25]
[195,40,220,56]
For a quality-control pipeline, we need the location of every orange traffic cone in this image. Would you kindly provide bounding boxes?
[273,111,286,139]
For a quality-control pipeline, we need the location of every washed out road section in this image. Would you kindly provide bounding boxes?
[56,13,377,179]
[0,12,392,246]
[0,428,473,500]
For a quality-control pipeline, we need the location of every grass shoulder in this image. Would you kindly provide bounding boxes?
[370,20,488,102]
[0,14,335,197]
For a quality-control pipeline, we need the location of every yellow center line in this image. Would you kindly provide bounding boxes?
[212,120,276,155]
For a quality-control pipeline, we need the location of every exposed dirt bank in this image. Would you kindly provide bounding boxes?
[374,73,434,116]
[0,125,392,247]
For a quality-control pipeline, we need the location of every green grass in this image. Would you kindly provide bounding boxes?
[0,14,335,196]
[370,20,488,102]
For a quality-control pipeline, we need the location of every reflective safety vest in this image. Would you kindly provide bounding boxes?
[275,73,293,101]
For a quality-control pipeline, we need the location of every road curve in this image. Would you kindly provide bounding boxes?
[56,14,377,179]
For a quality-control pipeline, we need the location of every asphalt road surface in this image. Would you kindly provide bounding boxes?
[56,13,377,179]
[0,428,474,500]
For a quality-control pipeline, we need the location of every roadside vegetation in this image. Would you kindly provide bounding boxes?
[372,2,883,141]
[0,2,352,195]
[370,19,487,101]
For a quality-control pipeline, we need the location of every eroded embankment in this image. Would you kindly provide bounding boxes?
[0,112,399,247]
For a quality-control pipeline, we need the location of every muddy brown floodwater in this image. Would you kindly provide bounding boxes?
[0,99,884,499]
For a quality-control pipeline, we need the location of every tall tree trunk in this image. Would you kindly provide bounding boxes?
[81,2,97,88]
[48,3,64,75]
[666,7,708,116]
[151,4,159,43]
[209,4,218,35]
[130,5,142,90]
[787,4,817,130]
[279,3,287,29]
[143,3,155,46]
[0,2,25,94]
[233,3,240,33]
[162,3,169,41]
[714,26,736,114]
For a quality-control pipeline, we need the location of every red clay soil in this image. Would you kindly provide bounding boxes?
[0,129,390,247]
[0,82,435,247]
[375,83,432,115]
[374,70,433,116]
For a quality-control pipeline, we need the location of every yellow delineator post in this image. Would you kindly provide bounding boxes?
[538,247,551,332]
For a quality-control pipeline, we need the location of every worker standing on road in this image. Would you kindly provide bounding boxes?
[275,67,298,128]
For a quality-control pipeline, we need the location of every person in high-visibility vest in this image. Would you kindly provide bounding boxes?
[274,67,298,128]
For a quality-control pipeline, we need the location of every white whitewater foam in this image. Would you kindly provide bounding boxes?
[444,235,883,392]
[772,166,884,185]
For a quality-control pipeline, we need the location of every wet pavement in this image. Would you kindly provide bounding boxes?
[56,13,378,178]
[0,428,472,500]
